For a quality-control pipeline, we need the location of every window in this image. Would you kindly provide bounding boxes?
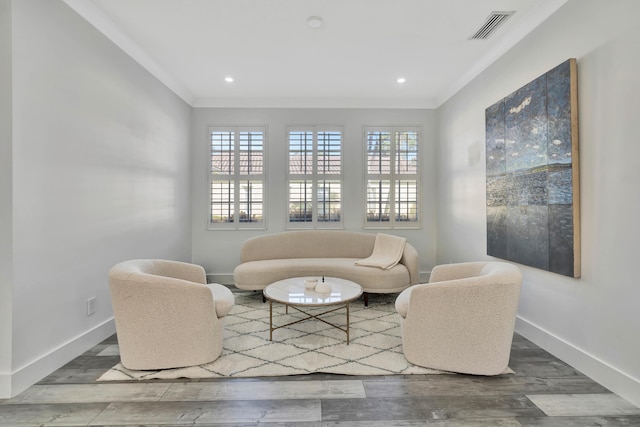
[365,127,420,228]
[208,126,265,229]
[287,127,343,228]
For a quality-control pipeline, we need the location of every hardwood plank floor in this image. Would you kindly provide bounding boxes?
[1,293,639,426]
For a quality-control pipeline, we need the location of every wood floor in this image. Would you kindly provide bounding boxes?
[1,294,639,426]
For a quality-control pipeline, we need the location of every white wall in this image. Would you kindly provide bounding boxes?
[437,0,640,407]
[3,0,193,397]
[191,108,437,280]
[0,0,13,398]
[5,0,638,404]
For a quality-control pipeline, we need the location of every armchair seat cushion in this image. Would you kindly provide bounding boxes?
[394,286,413,318]
[206,283,235,318]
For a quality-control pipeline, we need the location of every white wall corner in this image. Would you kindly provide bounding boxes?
[8,318,115,398]
[419,271,431,283]
[61,0,195,106]
[0,373,10,399]
[515,316,640,409]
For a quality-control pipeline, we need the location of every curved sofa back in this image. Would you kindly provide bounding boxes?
[240,230,377,262]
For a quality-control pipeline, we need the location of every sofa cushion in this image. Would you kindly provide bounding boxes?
[234,258,410,292]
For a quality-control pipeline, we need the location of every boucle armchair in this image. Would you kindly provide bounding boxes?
[108,259,235,370]
[395,261,522,375]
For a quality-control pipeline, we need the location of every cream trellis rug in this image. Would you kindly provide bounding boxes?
[98,293,511,381]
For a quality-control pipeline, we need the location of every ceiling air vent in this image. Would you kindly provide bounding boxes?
[470,11,515,40]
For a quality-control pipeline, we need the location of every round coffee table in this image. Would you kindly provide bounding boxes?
[263,277,363,344]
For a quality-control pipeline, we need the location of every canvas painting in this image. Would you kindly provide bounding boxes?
[486,58,580,277]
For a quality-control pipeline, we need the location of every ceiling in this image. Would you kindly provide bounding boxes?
[63,0,567,108]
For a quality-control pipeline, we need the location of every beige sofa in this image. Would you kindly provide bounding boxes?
[395,261,522,375]
[108,259,235,370]
[233,230,419,305]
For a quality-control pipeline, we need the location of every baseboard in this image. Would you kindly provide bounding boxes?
[2,318,115,398]
[515,316,640,408]
[207,273,234,285]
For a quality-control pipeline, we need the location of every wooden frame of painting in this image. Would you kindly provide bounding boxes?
[485,58,580,278]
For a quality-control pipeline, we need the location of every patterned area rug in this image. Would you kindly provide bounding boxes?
[99,293,508,380]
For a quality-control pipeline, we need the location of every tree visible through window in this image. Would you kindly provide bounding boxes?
[288,127,342,228]
[365,127,420,228]
[209,127,265,229]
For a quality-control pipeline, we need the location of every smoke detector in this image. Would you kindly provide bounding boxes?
[306,16,324,29]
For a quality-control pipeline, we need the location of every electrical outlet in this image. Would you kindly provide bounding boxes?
[87,297,96,316]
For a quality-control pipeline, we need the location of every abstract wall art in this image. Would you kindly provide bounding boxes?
[485,58,580,277]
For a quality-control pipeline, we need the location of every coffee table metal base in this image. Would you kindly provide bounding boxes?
[269,301,353,344]
[263,277,363,345]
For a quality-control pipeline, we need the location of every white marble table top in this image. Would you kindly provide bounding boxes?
[264,277,363,307]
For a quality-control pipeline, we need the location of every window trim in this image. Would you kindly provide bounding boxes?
[286,125,344,229]
[363,125,421,230]
[207,125,267,230]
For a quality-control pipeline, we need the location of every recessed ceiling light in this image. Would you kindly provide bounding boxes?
[225,76,234,83]
[397,77,406,84]
[307,16,324,29]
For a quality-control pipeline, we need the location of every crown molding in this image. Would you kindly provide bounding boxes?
[435,0,568,107]
[63,0,195,106]
[191,96,437,109]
